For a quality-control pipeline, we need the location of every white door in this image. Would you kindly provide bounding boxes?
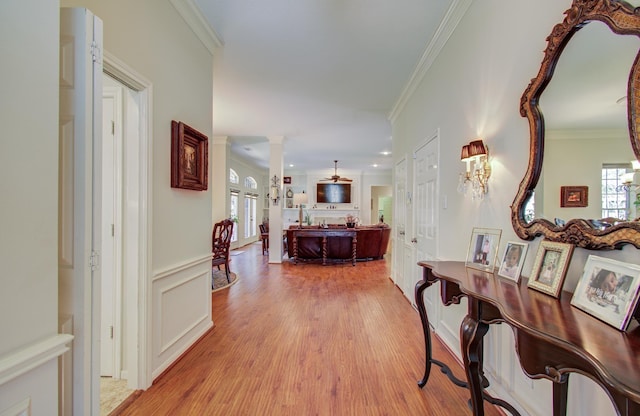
[101,84,124,377]
[393,158,407,291]
[59,8,103,416]
[413,132,440,315]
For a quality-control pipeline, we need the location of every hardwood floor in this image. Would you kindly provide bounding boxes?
[114,242,502,415]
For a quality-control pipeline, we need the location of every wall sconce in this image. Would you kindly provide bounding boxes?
[616,160,640,192]
[457,139,492,200]
[270,175,281,205]
[293,191,309,227]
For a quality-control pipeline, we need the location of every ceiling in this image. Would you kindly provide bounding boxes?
[193,0,455,175]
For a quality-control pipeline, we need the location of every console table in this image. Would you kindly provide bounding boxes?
[416,260,640,416]
[290,228,357,265]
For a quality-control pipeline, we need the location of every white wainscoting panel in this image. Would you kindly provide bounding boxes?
[152,254,213,379]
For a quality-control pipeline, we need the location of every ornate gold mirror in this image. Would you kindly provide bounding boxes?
[512,0,640,249]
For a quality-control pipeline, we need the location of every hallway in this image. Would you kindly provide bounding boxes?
[114,242,501,415]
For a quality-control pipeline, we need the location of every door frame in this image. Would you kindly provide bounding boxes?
[103,51,153,390]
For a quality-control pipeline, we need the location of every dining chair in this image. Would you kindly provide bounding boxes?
[212,219,234,284]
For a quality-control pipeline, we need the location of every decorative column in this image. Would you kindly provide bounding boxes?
[268,136,284,263]
[211,136,230,222]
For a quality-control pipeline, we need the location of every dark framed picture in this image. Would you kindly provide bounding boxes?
[560,186,588,207]
[171,120,208,191]
[497,241,528,282]
[571,255,640,331]
[527,241,574,297]
[283,176,292,184]
[465,227,502,272]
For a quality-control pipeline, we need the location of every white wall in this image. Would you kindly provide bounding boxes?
[391,0,639,415]
[0,0,70,414]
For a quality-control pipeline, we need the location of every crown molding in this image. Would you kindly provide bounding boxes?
[388,0,473,123]
[169,0,224,55]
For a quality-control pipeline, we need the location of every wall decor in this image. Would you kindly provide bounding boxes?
[283,176,292,184]
[510,0,640,249]
[571,255,640,331]
[171,120,208,191]
[497,241,528,282]
[527,241,574,298]
[560,186,588,208]
[465,227,502,272]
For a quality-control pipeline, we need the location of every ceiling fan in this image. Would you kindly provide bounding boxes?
[321,160,353,183]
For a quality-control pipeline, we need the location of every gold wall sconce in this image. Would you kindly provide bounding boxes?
[458,139,492,199]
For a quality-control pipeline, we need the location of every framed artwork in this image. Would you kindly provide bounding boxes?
[497,241,528,282]
[171,120,208,191]
[465,228,502,272]
[560,186,588,207]
[571,255,640,331]
[527,241,574,297]
[283,176,292,184]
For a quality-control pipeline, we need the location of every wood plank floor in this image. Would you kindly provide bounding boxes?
[114,242,502,415]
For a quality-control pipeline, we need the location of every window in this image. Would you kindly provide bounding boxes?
[229,168,239,185]
[230,190,239,242]
[244,176,257,189]
[602,164,630,220]
[244,194,257,239]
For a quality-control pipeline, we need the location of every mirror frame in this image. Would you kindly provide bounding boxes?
[512,0,640,250]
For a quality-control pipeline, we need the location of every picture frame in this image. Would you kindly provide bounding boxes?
[171,120,208,191]
[560,186,588,207]
[465,228,502,272]
[283,176,292,184]
[527,241,574,297]
[497,241,528,282]
[570,255,640,331]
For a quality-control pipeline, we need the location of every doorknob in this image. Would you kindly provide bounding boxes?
[411,238,417,243]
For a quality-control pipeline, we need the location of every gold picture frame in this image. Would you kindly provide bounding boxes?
[527,241,574,298]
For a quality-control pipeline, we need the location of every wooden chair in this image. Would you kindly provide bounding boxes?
[259,222,269,255]
[212,219,234,284]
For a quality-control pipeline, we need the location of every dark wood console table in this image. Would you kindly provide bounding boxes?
[291,228,357,266]
[416,260,640,416]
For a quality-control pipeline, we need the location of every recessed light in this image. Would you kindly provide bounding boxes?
[372,164,379,168]
[288,164,294,168]
[380,151,391,156]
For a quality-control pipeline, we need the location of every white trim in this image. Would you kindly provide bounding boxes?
[169,0,223,54]
[152,254,212,281]
[0,334,73,386]
[103,50,154,390]
[389,0,473,122]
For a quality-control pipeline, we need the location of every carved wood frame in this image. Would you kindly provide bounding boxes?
[512,0,640,250]
[171,120,208,191]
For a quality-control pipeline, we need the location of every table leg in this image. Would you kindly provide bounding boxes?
[461,304,490,416]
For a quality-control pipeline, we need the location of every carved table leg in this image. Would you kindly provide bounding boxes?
[415,271,434,388]
[461,310,490,416]
[321,236,327,266]
[351,235,357,266]
[293,236,298,265]
[552,374,568,416]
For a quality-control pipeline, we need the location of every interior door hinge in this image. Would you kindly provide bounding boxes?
[90,251,100,271]
[90,40,102,64]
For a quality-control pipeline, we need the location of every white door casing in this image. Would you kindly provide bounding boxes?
[392,158,407,293]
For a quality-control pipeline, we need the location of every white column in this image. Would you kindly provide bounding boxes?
[268,136,284,263]
[212,136,229,222]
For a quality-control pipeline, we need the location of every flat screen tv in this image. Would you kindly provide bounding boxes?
[316,183,351,204]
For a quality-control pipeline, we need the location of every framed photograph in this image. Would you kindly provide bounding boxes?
[527,241,574,297]
[171,120,208,191]
[571,255,640,331]
[283,176,292,184]
[497,241,528,282]
[560,186,588,207]
[465,228,502,272]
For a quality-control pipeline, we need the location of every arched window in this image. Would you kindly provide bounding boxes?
[229,168,239,184]
[244,176,257,189]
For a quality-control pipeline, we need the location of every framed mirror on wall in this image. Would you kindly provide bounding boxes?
[511,0,640,250]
